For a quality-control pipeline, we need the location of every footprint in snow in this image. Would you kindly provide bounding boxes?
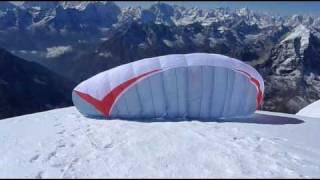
[54,123,61,127]
[232,136,239,140]
[255,136,262,141]
[46,151,57,161]
[104,142,113,149]
[29,154,40,163]
[69,143,75,148]
[35,171,44,179]
[57,130,65,135]
[57,144,66,148]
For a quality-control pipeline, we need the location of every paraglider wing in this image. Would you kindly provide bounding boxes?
[72,53,264,120]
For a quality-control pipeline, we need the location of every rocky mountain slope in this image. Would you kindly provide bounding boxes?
[0,48,74,119]
[258,25,320,113]
[0,2,320,114]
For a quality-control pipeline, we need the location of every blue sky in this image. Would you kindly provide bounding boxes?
[115,1,320,16]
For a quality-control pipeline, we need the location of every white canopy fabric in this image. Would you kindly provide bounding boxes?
[72,53,264,120]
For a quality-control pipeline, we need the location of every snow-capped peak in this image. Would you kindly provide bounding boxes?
[21,1,59,10]
[237,7,251,16]
[59,1,107,10]
[281,24,310,48]
[59,1,89,10]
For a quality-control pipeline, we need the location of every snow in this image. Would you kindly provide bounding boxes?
[46,46,73,58]
[296,99,320,119]
[59,2,90,10]
[0,107,320,178]
[163,39,174,47]
[191,33,205,46]
[218,26,228,33]
[281,25,310,49]
[98,52,112,58]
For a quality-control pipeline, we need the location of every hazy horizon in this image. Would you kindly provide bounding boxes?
[116,1,320,17]
[8,1,320,17]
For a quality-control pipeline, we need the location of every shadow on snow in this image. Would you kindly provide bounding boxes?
[86,113,304,125]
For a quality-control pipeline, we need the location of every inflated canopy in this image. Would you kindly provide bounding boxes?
[72,53,264,120]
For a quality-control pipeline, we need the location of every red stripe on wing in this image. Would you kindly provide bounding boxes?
[234,69,264,109]
[74,69,161,117]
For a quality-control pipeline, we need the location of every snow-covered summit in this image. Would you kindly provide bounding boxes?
[59,1,111,10]
[281,24,310,49]
[1,2,318,31]
[297,99,320,118]
[20,1,59,10]
[0,107,319,178]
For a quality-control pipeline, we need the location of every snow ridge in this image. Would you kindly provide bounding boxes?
[281,25,310,51]
[296,99,320,118]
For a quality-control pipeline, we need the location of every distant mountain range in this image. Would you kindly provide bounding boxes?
[0,1,320,116]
